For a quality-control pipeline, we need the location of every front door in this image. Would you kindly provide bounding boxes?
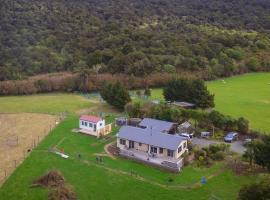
[129,141,134,149]
[93,124,96,132]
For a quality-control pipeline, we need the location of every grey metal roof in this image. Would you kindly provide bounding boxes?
[139,118,175,132]
[117,125,186,150]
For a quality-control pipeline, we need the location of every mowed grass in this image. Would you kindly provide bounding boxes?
[0,116,258,200]
[144,73,270,133]
[0,93,91,114]
[208,73,270,133]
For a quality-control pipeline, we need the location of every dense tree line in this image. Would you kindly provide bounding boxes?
[0,72,179,95]
[0,0,270,81]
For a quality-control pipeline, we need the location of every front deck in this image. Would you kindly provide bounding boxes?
[119,148,183,172]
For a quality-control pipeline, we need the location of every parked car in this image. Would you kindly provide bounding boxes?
[201,131,211,138]
[224,132,238,143]
[179,133,193,140]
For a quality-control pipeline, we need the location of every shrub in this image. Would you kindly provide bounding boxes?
[210,151,225,161]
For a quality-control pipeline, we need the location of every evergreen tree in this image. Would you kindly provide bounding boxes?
[163,78,214,108]
[100,81,131,110]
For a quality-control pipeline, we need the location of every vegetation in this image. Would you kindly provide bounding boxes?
[100,81,131,110]
[0,116,258,200]
[243,135,270,171]
[208,73,270,132]
[125,101,249,134]
[208,111,249,133]
[143,73,270,132]
[0,93,91,114]
[0,73,178,95]
[163,78,214,108]
[194,144,229,167]
[238,177,270,200]
[1,0,270,80]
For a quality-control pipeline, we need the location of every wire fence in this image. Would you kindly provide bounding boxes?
[0,113,66,186]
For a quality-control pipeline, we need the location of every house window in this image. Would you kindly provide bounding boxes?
[120,139,126,145]
[81,121,84,126]
[183,142,187,148]
[150,146,157,154]
[178,146,182,153]
[84,122,88,126]
[100,122,103,126]
[139,143,142,146]
[89,123,92,127]
[159,148,163,154]
[167,150,174,157]
[129,141,134,148]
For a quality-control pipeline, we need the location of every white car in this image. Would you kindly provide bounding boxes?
[179,133,193,140]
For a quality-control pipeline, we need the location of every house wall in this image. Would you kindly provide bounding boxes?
[117,138,127,149]
[117,137,188,160]
[134,142,149,152]
[175,140,188,159]
[79,119,105,132]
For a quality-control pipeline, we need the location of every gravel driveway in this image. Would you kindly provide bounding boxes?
[192,138,246,154]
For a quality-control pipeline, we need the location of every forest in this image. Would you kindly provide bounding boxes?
[0,0,270,81]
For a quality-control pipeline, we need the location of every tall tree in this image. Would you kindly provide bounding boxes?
[163,78,214,108]
[100,81,131,110]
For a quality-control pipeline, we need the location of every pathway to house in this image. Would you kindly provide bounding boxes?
[192,138,246,154]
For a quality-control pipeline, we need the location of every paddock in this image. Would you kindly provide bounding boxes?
[0,113,59,185]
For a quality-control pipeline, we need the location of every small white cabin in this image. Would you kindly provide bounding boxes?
[79,115,105,132]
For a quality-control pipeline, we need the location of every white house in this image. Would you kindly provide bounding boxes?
[79,115,111,137]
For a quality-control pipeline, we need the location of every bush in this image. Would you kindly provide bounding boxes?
[238,177,270,200]
[210,151,225,161]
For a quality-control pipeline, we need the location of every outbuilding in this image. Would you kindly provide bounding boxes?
[79,115,111,137]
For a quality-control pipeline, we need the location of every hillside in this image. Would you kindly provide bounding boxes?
[1,0,270,80]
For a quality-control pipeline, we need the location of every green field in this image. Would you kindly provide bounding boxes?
[0,93,91,114]
[208,73,270,133]
[0,116,257,200]
[139,73,270,133]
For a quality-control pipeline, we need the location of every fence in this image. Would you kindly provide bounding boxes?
[0,113,65,186]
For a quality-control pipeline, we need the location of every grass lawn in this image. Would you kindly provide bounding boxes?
[208,73,270,133]
[0,93,91,114]
[0,116,258,200]
[140,73,270,133]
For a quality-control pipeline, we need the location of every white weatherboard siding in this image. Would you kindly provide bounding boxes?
[79,119,105,132]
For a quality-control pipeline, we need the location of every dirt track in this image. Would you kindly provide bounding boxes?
[0,113,59,186]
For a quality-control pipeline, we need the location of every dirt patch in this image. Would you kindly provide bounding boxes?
[105,142,119,159]
[0,113,59,186]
